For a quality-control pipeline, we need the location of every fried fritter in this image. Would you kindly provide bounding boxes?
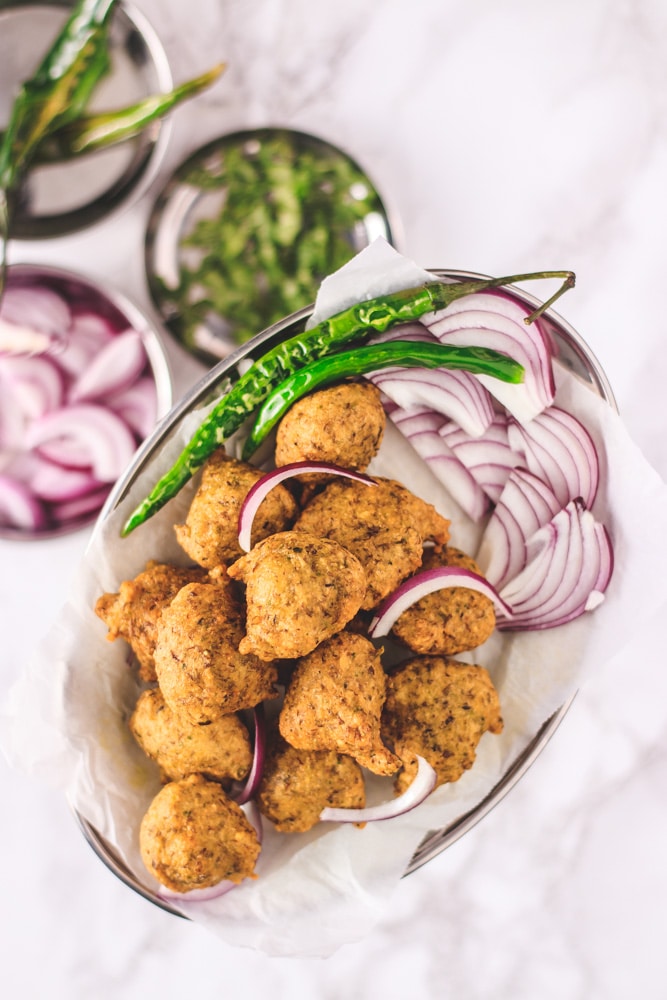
[279,631,400,776]
[390,547,496,655]
[129,687,253,784]
[381,655,503,793]
[257,728,365,833]
[94,560,207,682]
[174,448,299,569]
[227,530,366,660]
[154,580,278,724]
[139,773,260,892]
[274,380,386,472]
[293,477,450,610]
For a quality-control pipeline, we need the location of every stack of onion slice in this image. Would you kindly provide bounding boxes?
[366,286,614,631]
[0,280,161,535]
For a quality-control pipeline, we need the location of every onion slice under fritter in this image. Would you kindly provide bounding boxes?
[319,755,438,823]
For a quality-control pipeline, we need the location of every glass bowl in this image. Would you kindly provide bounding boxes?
[73,270,616,914]
[0,0,172,239]
[0,262,172,539]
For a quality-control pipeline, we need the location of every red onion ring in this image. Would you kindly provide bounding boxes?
[319,755,438,823]
[237,461,376,552]
[232,705,266,806]
[368,565,513,637]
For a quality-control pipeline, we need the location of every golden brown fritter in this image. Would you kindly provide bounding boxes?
[256,728,365,833]
[129,687,253,784]
[154,580,278,724]
[390,547,496,655]
[381,656,503,793]
[274,380,386,472]
[293,477,450,610]
[227,530,366,661]
[174,448,299,569]
[139,773,260,892]
[279,632,400,776]
[94,560,207,682]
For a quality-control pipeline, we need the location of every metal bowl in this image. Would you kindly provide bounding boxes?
[76,271,616,913]
[0,262,172,540]
[0,0,172,239]
[144,127,397,365]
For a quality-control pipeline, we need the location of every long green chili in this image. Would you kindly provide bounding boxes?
[0,0,118,288]
[242,340,525,459]
[30,64,226,162]
[0,1,222,292]
[121,269,574,536]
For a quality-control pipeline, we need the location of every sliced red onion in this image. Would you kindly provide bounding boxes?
[370,367,495,438]
[55,311,116,378]
[319,754,438,823]
[496,500,613,630]
[423,299,554,423]
[476,468,562,590]
[0,284,71,356]
[506,406,600,509]
[439,412,519,504]
[51,486,112,523]
[27,456,102,502]
[232,704,266,806]
[387,404,490,521]
[69,329,147,403]
[25,404,138,482]
[107,376,158,439]
[368,322,495,436]
[157,880,238,904]
[238,461,376,552]
[0,473,46,530]
[369,565,512,637]
[0,355,65,419]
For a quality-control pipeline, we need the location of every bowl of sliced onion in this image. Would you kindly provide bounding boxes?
[0,262,172,539]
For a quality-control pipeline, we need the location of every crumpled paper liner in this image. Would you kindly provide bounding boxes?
[3,239,667,957]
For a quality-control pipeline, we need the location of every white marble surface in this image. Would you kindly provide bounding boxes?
[2,0,667,995]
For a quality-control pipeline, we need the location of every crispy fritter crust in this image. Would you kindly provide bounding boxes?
[139,774,260,892]
[391,547,496,655]
[129,687,252,784]
[257,728,365,832]
[381,656,503,793]
[94,560,207,682]
[279,632,400,776]
[293,477,450,610]
[175,448,299,568]
[154,581,278,724]
[227,530,366,660]
[274,380,386,472]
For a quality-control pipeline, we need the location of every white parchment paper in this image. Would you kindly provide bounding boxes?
[3,240,667,957]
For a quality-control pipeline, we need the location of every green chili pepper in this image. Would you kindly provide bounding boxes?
[0,0,118,288]
[0,0,116,191]
[31,64,226,162]
[121,269,574,536]
[241,340,525,459]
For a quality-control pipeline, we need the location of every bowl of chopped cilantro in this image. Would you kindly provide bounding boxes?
[144,127,397,364]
